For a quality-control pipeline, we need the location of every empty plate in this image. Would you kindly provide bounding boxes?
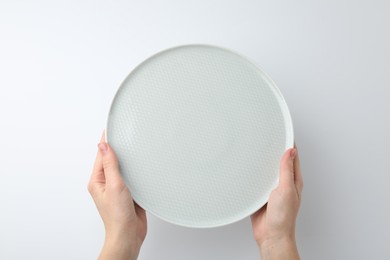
[106,44,293,228]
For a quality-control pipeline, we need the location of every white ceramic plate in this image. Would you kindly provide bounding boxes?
[106,44,293,228]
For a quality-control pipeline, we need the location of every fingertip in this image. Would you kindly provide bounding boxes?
[99,142,122,184]
[281,148,294,164]
[279,148,295,185]
[290,148,297,160]
[98,142,108,155]
[101,143,118,163]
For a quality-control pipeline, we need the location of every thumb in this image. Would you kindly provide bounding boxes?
[279,148,296,187]
[98,142,123,188]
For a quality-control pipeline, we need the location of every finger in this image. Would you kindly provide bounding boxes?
[98,142,124,188]
[294,147,303,194]
[88,131,106,193]
[279,148,296,187]
[91,131,106,179]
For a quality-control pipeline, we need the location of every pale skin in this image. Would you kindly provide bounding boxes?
[89,132,303,259]
[251,147,303,259]
[88,133,147,260]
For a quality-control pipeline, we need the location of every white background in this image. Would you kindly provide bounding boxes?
[1,0,389,259]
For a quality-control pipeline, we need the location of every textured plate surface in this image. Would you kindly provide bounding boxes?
[106,45,293,228]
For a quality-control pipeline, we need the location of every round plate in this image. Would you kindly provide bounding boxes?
[106,44,293,228]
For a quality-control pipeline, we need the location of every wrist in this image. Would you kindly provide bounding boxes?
[258,235,299,260]
[99,232,140,260]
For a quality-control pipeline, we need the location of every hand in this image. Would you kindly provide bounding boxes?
[88,132,147,260]
[251,147,303,260]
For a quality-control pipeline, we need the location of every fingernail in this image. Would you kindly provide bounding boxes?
[98,142,108,154]
[290,148,296,160]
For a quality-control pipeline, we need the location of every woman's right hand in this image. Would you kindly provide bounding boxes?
[250,147,303,260]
